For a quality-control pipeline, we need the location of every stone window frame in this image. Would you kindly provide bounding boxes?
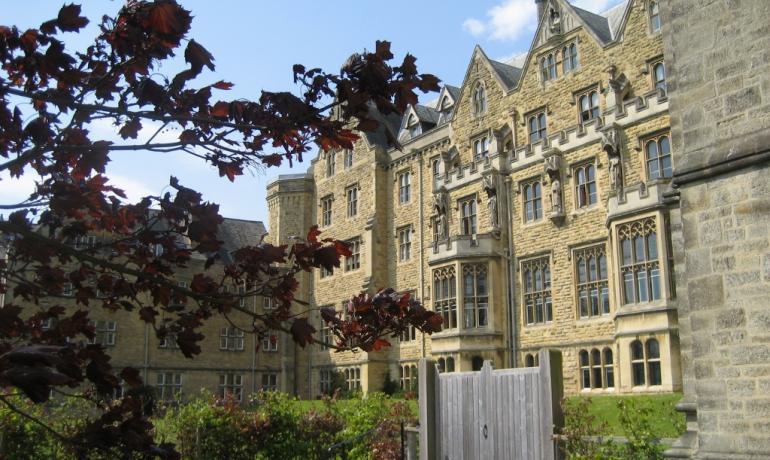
[471,81,487,116]
[579,347,615,390]
[261,330,279,352]
[320,195,333,227]
[219,326,245,351]
[318,307,332,348]
[88,320,117,347]
[539,52,557,82]
[218,373,243,401]
[573,243,611,319]
[617,217,662,305]
[575,86,601,125]
[344,237,361,272]
[319,266,333,279]
[343,149,354,169]
[400,363,417,391]
[573,160,598,208]
[642,130,673,181]
[433,265,458,330]
[399,290,418,342]
[437,356,456,373]
[650,59,667,96]
[458,194,478,235]
[319,368,333,394]
[261,372,279,391]
[326,150,336,177]
[521,255,553,326]
[343,367,362,392]
[521,178,544,223]
[397,225,412,262]
[562,42,579,74]
[398,170,411,204]
[472,132,490,162]
[345,184,359,218]
[462,263,489,329]
[526,109,547,145]
[631,338,662,387]
[156,372,182,401]
[647,0,661,34]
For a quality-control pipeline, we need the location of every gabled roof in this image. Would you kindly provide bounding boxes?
[457,45,524,103]
[218,218,266,254]
[572,4,613,43]
[443,85,460,102]
[488,59,523,90]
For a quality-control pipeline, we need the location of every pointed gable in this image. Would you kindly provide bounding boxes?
[531,0,630,50]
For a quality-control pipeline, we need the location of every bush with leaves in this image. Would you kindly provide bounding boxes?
[617,398,666,460]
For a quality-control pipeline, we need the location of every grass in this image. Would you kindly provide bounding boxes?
[566,393,685,438]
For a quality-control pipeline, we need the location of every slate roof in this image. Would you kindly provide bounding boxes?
[444,85,461,102]
[488,59,523,90]
[218,218,266,254]
[413,104,439,124]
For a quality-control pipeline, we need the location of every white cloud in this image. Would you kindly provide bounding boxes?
[106,173,157,203]
[462,18,486,37]
[572,0,616,12]
[463,0,625,43]
[488,0,538,41]
[462,0,538,43]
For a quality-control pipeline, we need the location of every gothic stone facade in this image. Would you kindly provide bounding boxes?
[268,0,683,398]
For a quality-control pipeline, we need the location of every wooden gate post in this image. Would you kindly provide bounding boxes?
[538,349,564,460]
[418,358,438,460]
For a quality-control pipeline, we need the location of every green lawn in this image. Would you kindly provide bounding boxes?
[566,393,685,438]
[293,397,418,416]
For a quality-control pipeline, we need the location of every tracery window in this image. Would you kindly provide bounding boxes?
[462,264,489,328]
[459,196,477,235]
[618,218,661,304]
[645,133,672,180]
[562,43,578,73]
[522,257,552,325]
[433,267,457,330]
[574,245,610,318]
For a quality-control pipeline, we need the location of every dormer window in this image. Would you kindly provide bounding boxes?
[438,96,453,124]
[407,114,421,138]
[649,1,661,33]
[472,84,486,116]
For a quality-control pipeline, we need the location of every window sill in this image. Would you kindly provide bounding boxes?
[576,314,613,322]
[523,322,553,329]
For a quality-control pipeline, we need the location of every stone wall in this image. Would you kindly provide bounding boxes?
[661,0,770,458]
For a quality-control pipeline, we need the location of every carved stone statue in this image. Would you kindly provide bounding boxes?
[483,174,499,229]
[548,2,562,34]
[601,124,624,192]
[551,177,563,214]
[543,151,563,216]
[432,187,449,239]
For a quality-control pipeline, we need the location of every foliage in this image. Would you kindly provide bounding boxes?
[0,1,441,456]
[560,396,673,460]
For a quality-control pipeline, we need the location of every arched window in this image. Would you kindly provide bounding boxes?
[631,340,646,386]
[525,354,535,367]
[603,348,614,388]
[562,43,578,73]
[579,91,600,123]
[591,349,602,389]
[437,358,445,373]
[446,357,455,372]
[653,62,666,95]
[645,134,672,179]
[472,356,484,371]
[579,350,590,389]
[649,1,661,33]
[647,339,662,385]
[574,163,597,207]
[523,181,543,222]
[529,112,547,143]
[472,84,486,115]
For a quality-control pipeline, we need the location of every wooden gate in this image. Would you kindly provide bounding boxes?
[417,349,563,460]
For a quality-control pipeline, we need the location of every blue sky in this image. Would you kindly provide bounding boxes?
[2,0,623,229]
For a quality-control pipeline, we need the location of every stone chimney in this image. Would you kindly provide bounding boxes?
[536,0,547,23]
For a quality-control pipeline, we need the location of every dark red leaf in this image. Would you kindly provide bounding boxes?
[57,4,89,32]
[290,318,315,348]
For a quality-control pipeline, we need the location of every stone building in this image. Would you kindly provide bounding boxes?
[268,0,683,398]
[660,1,770,458]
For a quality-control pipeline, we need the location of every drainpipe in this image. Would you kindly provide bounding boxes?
[506,109,519,368]
[418,154,426,358]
